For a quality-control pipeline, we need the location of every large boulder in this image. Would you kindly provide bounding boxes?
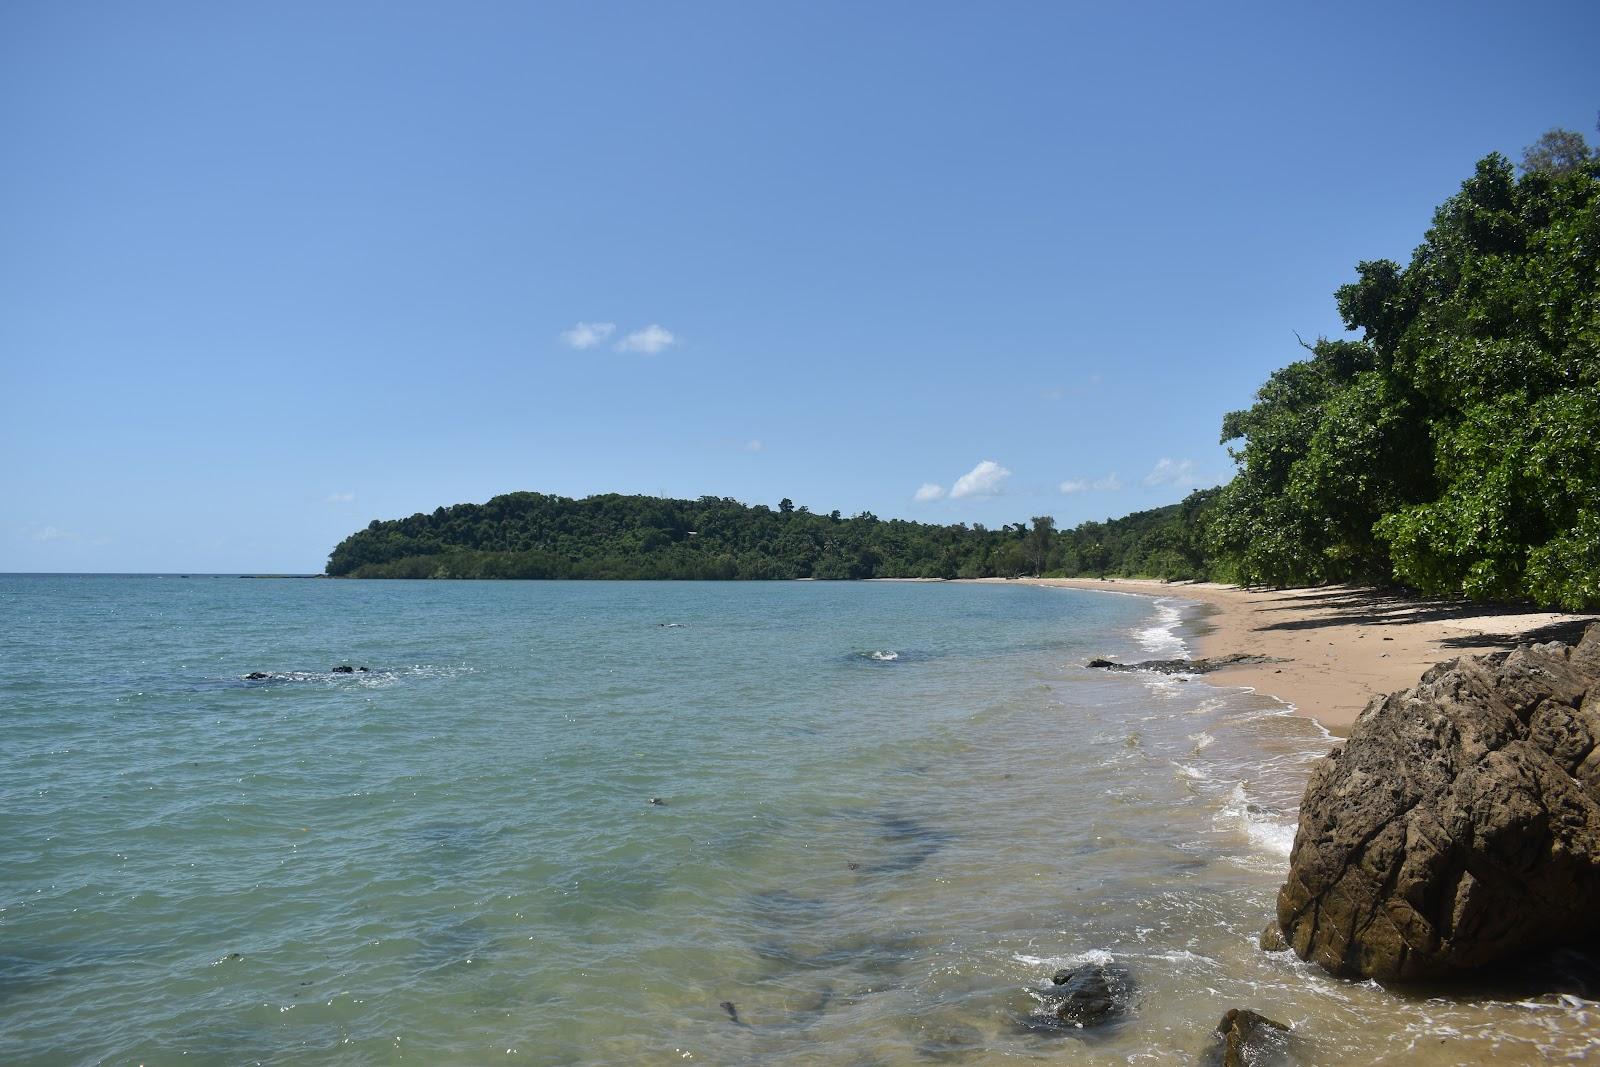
[1275,623,1600,981]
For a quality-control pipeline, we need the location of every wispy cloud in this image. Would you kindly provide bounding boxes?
[561,321,616,349]
[1060,473,1122,494]
[914,482,947,502]
[744,439,763,452]
[32,525,79,542]
[950,459,1011,499]
[326,492,356,504]
[615,324,677,354]
[1143,457,1199,488]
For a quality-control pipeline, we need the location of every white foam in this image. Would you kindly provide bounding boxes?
[1216,782,1297,857]
[869,650,900,662]
[1188,731,1215,751]
[1133,598,1189,657]
[1013,948,1115,970]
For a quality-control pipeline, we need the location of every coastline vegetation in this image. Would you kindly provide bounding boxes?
[328,127,1599,609]
[325,491,1214,582]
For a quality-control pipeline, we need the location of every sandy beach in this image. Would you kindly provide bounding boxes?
[988,578,1596,734]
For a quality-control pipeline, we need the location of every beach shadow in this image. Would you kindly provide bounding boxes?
[1238,587,1595,646]
[1435,618,1594,650]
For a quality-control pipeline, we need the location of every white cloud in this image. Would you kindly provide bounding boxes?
[326,492,356,504]
[561,321,616,349]
[914,483,947,502]
[32,525,78,542]
[744,439,763,452]
[615,324,677,354]
[1143,457,1199,488]
[1059,472,1122,494]
[950,460,1011,499]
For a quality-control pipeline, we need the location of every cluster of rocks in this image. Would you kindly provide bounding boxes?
[242,665,371,681]
[1272,623,1600,982]
[1016,963,1289,1063]
[1087,652,1281,675]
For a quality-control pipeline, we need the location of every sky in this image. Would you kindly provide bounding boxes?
[3,1,1597,572]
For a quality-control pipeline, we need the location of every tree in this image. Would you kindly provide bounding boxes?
[1208,147,1600,607]
[779,497,794,514]
[1521,126,1593,176]
[1028,516,1056,576]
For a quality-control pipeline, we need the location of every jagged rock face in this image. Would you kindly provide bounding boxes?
[1276,624,1600,982]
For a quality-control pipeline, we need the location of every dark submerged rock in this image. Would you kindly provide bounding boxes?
[243,672,269,681]
[331,665,355,674]
[1211,1008,1289,1067]
[1018,964,1131,1031]
[1087,652,1283,675]
[1275,623,1600,982]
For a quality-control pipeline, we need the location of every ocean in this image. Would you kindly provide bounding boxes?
[2,575,1595,1064]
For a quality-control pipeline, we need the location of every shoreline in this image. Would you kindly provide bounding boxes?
[966,577,1596,735]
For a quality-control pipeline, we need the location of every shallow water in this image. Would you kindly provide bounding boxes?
[2,576,1596,1065]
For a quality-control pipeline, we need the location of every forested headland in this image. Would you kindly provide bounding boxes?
[327,126,1599,610]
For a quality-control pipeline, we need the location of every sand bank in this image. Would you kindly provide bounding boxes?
[983,577,1595,734]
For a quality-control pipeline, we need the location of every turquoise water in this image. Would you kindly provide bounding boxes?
[3,576,1596,1065]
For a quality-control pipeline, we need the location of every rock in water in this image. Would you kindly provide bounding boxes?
[1213,1008,1289,1067]
[1275,623,1600,981]
[1086,653,1282,675]
[1047,964,1129,1026]
[1257,924,1289,953]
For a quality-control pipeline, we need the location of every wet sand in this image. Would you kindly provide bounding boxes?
[986,578,1596,734]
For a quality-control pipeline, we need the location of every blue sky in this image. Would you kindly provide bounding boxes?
[3,1,1596,572]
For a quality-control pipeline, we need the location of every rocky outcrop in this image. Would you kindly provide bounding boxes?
[1087,652,1282,675]
[1275,623,1600,981]
[1046,964,1131,1026]
[1016,963,1133,1033]
[1211,1009,1289,1067]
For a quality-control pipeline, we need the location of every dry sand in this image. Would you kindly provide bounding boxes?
[990,577,1596,735]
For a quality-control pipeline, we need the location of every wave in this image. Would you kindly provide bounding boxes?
[1216,782,1297,857]
[1131,598,1189,657]
[851,649,915,664]
[1013,948,1116,971]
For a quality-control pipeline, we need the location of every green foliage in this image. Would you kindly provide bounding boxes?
[326,490,1227,583]
[1209,147,1600,607]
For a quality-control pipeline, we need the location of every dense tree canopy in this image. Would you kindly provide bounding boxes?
[1208,148,1600,608]
[325,490,1220,582]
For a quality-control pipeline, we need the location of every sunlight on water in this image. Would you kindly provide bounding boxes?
[1,576,1595,1064]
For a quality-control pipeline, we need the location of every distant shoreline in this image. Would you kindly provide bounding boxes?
[960,577,1596,735]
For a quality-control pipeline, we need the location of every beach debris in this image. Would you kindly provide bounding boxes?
[1277,622,1600,981]
[1086,653,1284,675]
[1211,1008,1289,1067]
